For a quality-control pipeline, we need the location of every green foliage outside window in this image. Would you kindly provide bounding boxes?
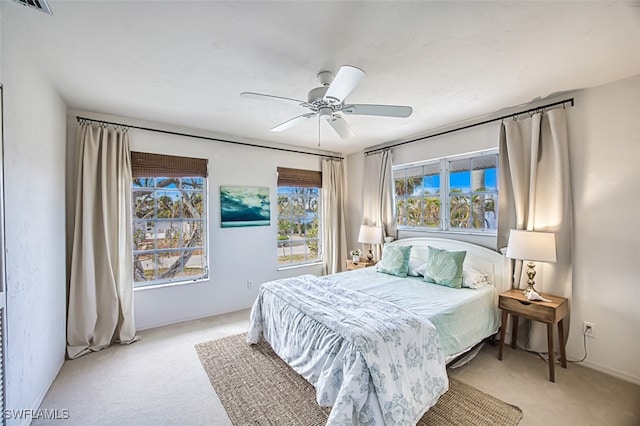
[394,151,498,233]
[277,187,321,266]
[132,177,207,286]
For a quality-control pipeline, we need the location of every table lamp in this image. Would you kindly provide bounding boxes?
[506,230,557,296]
[357,225,383,262]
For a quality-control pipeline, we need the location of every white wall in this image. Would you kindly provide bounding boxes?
[565,75,640,384]
[346,75,640,384]
[1,12,68,425]
[66,111,328,330]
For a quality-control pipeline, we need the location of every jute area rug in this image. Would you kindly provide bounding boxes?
[195,333,523,426]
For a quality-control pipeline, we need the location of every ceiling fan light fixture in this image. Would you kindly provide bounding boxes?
[319,107,333,120]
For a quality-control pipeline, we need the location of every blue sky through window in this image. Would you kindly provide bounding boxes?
[448,168,497,191]
[423,175,440,194]
[403,168,497,194]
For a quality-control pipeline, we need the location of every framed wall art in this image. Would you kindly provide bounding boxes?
[220,186,270,228]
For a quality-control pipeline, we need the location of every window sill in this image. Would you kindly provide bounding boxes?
[133,277,209,292]
[396,226,497,237]
[277,261,323,272]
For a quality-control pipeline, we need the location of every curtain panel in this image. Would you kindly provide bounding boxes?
[362,150,396,260]
[67,123,139,359]
[321,159,347,274]
[497,108,573,353]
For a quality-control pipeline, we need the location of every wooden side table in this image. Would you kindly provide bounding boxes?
[346,259,377,271]
[497,288,569,382]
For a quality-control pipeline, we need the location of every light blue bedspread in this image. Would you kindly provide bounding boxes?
[323,268,499,359]
[247,274,448,425]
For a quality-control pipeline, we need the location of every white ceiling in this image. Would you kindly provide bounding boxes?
[3,1,639,155]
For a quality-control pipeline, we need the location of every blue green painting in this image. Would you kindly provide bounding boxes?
[220,186,270,228]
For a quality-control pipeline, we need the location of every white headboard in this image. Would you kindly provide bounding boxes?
[388,237,509,293]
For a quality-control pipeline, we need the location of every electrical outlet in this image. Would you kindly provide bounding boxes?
[246,280,253,289]
[583,321,595,338]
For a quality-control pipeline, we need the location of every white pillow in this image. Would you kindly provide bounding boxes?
[407,258,426,277]
[462,267,490,289]
[413,262,427,277]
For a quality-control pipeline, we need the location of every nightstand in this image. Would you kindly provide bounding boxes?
[346,259,377,271]
[497,288,569,382]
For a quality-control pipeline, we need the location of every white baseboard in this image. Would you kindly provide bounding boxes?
[575,357,640,386]
[8,357,64,426]
[506,336,640,386]
[136,305,251,331]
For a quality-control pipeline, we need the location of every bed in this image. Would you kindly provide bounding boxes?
[247,237,508,425]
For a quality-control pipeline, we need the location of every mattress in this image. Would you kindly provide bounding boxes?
[323,267,500,359]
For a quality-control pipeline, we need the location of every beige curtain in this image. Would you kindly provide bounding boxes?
[321,159,347,274]
[497,108,573,353]
[67,123,139,359]
[362,150,395,260]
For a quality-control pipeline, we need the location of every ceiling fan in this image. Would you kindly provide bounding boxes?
[240,65,413,139]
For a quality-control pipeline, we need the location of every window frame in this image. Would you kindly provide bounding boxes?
[393,148,499,235]
[131,152,209,290]
[276,167,323,270]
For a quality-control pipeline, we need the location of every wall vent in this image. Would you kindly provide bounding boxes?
[11,0,53,15]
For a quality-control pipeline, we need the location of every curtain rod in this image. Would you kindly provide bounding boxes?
[364,97,574,156]
[75,116,344,161]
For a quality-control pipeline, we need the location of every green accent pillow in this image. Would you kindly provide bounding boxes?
[376,245,412,277]
[422,246,466,288]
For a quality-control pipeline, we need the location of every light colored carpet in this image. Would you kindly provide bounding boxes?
[195,333,523,425]
[33,309,640,426]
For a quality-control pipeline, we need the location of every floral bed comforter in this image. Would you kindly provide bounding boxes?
[247,274,448,425]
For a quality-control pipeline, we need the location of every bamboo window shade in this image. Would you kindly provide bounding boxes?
[277,167,322,188]
[131,152,208,178]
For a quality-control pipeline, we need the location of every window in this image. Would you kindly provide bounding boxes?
[131,152,208,288]
[393,149,498,233]
[276,167,322,268]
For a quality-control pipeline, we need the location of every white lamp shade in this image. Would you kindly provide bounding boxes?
[357,225,383,244]
[506,230,557,263]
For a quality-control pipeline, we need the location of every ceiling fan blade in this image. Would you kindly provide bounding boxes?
[342,104,413,118]
[270,113,316,132]
[241,92,306,107]
[324,65,365,103]
[326,115,355,139]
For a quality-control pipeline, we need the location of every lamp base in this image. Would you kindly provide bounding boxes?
[521,261,538,297]
[367,246,374,262]
[521,284,538,297]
